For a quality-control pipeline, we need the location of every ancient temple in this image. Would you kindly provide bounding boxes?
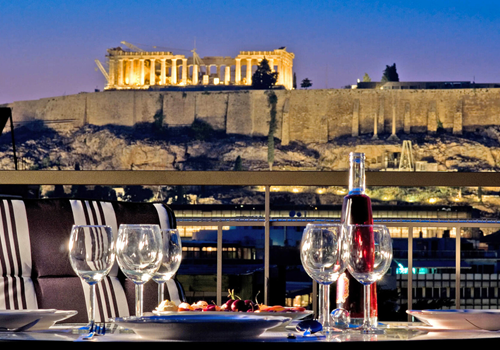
[100,44,295,90]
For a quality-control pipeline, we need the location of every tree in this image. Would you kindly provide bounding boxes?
[362,73,372,82]
[381,63,399,82]
[251,58,278,89]
[293,72,297,89]
[233,155,243,171]
[301,78,312,89]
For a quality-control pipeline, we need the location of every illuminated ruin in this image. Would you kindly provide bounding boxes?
[98,44,295,90]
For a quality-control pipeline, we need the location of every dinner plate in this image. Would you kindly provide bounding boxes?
[0,309,78,331]
[30,310,78,330]
[407,309,500,330]
[114,314,292,340]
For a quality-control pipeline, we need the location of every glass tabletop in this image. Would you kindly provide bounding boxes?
[0,322,499,343]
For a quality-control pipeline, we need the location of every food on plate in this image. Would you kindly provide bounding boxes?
[178,302,194,311]
[156,299,178,312]
[156,289,308,314]
[202,304,221,312]
[191,300,208,310]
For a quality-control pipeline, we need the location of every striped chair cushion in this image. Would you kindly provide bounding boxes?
[0,198,183,323]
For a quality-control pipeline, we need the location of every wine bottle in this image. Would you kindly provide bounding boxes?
[337,152,377,325]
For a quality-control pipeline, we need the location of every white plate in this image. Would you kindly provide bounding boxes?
[114,314,291,340]
[31,310,78,330]
[153,309,313,321]
[407,309,500,330]
[0,309,78,331]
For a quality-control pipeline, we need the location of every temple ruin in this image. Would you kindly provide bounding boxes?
[99,44,295,90]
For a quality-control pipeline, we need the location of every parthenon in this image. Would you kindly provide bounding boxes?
[101,45,295,90]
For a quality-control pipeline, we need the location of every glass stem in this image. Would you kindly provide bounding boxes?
[88,283,96,324]
[158,282,165,305]
[363,284,372,330]
[135,284,144,317]
[322,284,331,330]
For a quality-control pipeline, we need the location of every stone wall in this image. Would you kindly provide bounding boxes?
[7,88,500,142]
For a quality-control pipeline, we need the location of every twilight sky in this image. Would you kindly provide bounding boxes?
[1,0,499,104]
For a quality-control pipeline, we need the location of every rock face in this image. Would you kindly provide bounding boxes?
[2,122,500,172]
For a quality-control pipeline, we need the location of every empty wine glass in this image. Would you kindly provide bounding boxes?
[300,223,345,333]
[69,225,115,328]
[344,224,392,334]
[152,228,182,305]
[116,224,163,317]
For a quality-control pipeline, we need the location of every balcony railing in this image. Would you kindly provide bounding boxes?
[2,170,500,316]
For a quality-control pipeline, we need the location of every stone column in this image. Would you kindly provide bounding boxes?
[268,59,274,71]
[427,101,437,134]
[224,65,230,84]
[277,60,284,86]
[160,58,166,85]
[246,58,252,85]
[171,58,178,85]
[284,62,289,88]
[107,58,115,87]
[182,58,188,84]
[352,99,360,137]
[193,64,199,84]
[388,103,399,140]
[372,114,378,139]
[140,59,145,85]
[235,59,241,84]
[150,58,156,85]
[129,59,135,85]
[404,102,411,134]
[453,99,463,135]
[118,59,124,86]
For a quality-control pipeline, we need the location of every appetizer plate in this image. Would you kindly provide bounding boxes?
[407,309,500,331]
[114,314,291,340]
[153,309,313,321]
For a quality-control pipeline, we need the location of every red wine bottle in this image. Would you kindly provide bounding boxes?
[337,152,377,324]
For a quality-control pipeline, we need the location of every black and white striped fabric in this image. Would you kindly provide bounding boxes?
[0,199,37,310]
[0,197,183,323]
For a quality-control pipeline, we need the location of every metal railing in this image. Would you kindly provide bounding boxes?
[2,170,500,314]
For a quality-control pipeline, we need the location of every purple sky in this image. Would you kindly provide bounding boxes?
[1,0,499,104]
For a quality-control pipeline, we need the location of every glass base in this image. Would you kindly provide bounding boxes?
[350,325,385,334]
[349,316,377,326]
[346,316,384,334]
[331,308,350,329]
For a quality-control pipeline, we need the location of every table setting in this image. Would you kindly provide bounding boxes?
[2,217,500,343]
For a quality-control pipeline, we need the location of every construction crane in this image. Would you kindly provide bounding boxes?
[120,41,144,52]
[399,140,414,171]
[94,59,109,82]
[191,38,204,68]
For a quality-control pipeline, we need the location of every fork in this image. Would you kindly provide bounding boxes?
[80,321,106,340]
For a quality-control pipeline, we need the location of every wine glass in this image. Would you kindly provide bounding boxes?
[116,224,163,317]
[152,228,183,305]
[69,225,115,328]
[300,223,345,333]
[344,224,393,334]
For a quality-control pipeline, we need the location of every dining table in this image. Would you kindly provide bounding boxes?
[1,321,500,347]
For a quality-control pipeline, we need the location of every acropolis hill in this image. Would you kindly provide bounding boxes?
[6,87,500,147]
